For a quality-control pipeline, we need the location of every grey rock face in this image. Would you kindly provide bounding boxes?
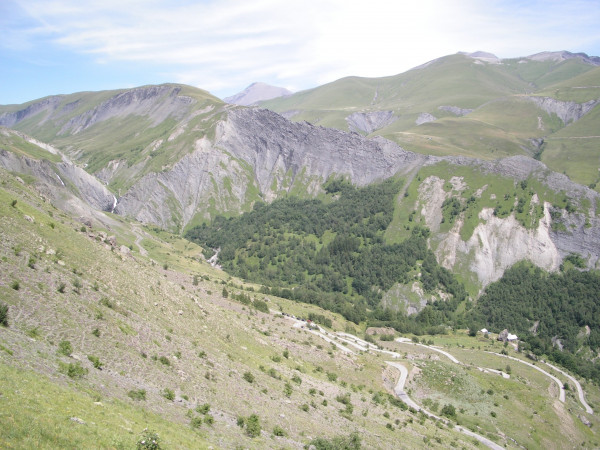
[525,96,600,125]
[345,111,397,134]
[115,108,430,229]
[438,105,474,116]
[0,96,64,128]
[416,113,437,125]
[59,85,195,134]
[0,149,114,212]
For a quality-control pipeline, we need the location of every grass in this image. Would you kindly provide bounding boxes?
[0,363,211,449]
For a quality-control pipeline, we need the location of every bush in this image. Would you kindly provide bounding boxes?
[440,404,456,418]
[190,416,203,429]
[203,414,214,425]
[87,355,103,369]
[196,403,211,414]
[308,432,361,450]
[162,388,175,401]
[128,389,147,401]
[243,371,255,383]
[136,428,161,450]
[245,414,261,437]
[10,280,19,291]
[273,425,286,437]
[57,282,66,293]
[58,361,87,378]
[158,356,170,366]
[253,299,269,313]
[0,301,8,327]
[58,340,73,357]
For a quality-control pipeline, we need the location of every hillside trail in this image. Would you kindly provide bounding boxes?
[131,225,149,257]
[292,320,595,445]
[285,321,506,449]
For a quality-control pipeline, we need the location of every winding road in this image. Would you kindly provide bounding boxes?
[281,314,593,448]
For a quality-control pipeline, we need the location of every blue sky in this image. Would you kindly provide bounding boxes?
[2,0,600,105]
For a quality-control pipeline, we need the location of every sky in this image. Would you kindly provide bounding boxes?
[1,0,600,105]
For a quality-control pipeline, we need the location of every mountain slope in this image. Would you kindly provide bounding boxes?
[1,88,600,294]
[260,52,600,187]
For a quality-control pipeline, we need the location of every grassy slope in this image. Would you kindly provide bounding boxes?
[263,55,599,186]
[0,167,485,449]
[1,163,599,447]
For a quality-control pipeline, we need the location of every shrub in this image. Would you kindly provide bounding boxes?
[196,403,211,414]
[58,340,73,357]
[245,414,261,437]
[57,282,66,293]
[326,372,338,382]
[0,301,8,327]
[158,356,170,366]
[283,349,289,359]
[92,328,100,337]
[237,416,245,427]
[300,403,309,412]
[11,199,17,207]
[253,299,269,313]
[28,257,36,269]
[308,432,361,450]
[10,281,19,291]
[162,388,175,401]
[190,416,203,429]
[128,389,147,401]
[58,361,87,378]
[87,355,103,369]
[441,404,456,418]
[203,414,214,425]
[273,425,286,437]
[284,382,293,397]
[136,428,161,450]
[291,374,302,384]
[243,371,255,383]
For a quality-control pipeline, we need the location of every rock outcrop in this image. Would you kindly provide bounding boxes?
[416,113,437,125]
[525,96,600,125]
[438,105,474,117]
[345,111,397,134]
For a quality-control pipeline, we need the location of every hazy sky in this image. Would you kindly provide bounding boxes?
[2,0,600,104]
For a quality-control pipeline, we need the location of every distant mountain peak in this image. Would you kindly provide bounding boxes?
[224,82,292,106]
[460,51,501,64]
[525,51,600,66]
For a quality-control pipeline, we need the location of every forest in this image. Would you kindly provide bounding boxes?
[187,178,600,382]
[470,262,600,382]
[186,178,466,326]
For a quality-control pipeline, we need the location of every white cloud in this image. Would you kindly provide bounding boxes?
[6,0,600,97]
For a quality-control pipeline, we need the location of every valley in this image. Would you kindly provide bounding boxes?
[1,49,600,449]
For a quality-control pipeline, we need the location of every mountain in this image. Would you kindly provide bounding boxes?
[1,130,600,449]
[2,53,600,448]
[1,73,600,293]
[224,82,292,106]
[261,51,600,188]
